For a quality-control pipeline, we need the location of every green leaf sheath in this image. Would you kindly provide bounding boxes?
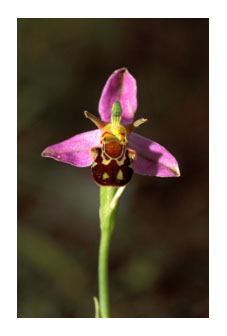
[98,187,119,318]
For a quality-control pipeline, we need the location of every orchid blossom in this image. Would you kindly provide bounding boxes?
[41,68,180,318]
[41,68,180,181]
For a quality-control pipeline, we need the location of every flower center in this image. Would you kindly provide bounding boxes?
[101,101,128,145]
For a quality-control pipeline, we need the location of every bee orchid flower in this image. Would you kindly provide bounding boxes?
[41,68,180,318]
[42,68,180,185]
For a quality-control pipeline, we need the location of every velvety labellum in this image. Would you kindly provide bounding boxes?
[91,142,134,187]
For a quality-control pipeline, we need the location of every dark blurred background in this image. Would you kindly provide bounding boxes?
[17,18,209,318]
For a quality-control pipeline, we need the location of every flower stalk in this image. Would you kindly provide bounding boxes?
[98,186,123,317]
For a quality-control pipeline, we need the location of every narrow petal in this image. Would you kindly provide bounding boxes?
[41,129,101,167]
[128,133,180,177]
[98,68,137,125]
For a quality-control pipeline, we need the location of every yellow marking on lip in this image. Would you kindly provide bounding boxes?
[102,172,109,180]
[116,170,123,180]
[57,155,61,158]
[91,161,98,168]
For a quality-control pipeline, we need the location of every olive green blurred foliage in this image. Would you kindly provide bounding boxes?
[18,18,209,318]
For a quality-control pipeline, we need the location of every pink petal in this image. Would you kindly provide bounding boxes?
[41,129,101,167]
[98,68,137,125]
[128,133,180,177]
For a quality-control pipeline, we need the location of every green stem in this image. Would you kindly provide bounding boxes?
[98,186,121,318]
